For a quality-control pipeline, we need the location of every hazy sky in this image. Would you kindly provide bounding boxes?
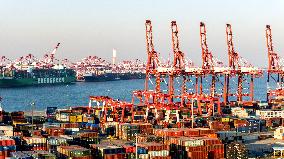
[0,0,283,66]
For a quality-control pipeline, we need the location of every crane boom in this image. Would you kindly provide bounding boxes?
[266,25,279,72]
[226,24,239,70]
[145,20,159,73]
[171,21,185,69]
[50,43,60,63]
[200,22,213,70]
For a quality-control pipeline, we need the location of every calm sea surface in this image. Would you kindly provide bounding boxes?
[0,76,269,112]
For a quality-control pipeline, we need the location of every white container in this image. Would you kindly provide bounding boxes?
[139,154,149,159]
[184,139,204,147]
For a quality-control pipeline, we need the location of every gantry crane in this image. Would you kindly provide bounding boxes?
[266,25,284,101]
[169,21,187,104]
[200,22,224,97]
[225,24,262,105]
[145,20,161,93]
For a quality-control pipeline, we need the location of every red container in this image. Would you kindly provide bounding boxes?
[152,157,171,159]
[123,145,135,153]
[184,129,200,136]
[188,151,208,159]
[104,154,126,159]
[46,127,64,136]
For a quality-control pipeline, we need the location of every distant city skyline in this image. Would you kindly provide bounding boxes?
[0,0,283,66]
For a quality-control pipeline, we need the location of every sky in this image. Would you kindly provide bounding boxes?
[0,0,283,67]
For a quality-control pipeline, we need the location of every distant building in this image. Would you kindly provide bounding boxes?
[274,127,284,140]
[256,110,284,119]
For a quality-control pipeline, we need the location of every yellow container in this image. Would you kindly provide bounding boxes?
[95,110,100,116]
[83,116,88,122]
[69,116,76,123]
[221,118,230,122]
[76,115,83,122]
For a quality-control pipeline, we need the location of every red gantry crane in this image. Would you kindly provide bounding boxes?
[266,25,284,101]
[225,24,262,105]
[199,22,226,97]
[145,20,161,93]
[169,21,186,104]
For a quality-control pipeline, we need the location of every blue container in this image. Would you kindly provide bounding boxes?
[2,146,8,151]
[8,145,16,151]
[79,122,87,128]
[137,147,147,154]
[86,123,92,128]
[91,124,99,128]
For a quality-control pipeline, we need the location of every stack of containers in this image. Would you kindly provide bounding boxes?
[82,114,95,124]
[154,128,215,139]
[137,142,170,159]
[90,144,126,159]
[32,130,42,136]
[265,117,281,127]
[226,142,248,159]
[42,123,61,131]
[138,123,153,135]
[154,128,184,138]
[46,106,57,122]
[99,140,136,159]
[137,135,163,143]
[56,110,71,122]
[11,136,22,151]
[104,122,119,137]
[69,112,83,123]
[11,111,27,125]
[183,129,200,137]
[169,137,204,159]
[57,145,91,159]
[234,119,249,131]
[196,128,215,136]
[64,127,80,135]
[169,137,224,159]
[0,136,16,158]
[209,121,230,131]
[85,123,100,131]
[0,125,13,136]
[45,127,64,136]
[60,123,79,129]
[47,136,68,153]
[23,136,46,151]
[153,128,224,159]
[76,132,100,148]
[119,123,139,141]
[10,150,56,159]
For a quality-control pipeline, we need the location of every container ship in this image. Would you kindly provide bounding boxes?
[0,67,76,87]
[75,51,146,82]
[0,43,76,87]
[82,72,145,82]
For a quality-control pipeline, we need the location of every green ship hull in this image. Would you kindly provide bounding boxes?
[0,76,76,87]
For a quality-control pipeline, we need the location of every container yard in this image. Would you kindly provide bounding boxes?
[1,0,284,158]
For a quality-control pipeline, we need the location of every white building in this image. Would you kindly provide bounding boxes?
[274,127,284,140]
[256,110,284,119]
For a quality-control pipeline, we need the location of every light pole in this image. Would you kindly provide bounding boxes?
[135,133,138,159]
[191,99,194,128]
[31,102,35,136]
